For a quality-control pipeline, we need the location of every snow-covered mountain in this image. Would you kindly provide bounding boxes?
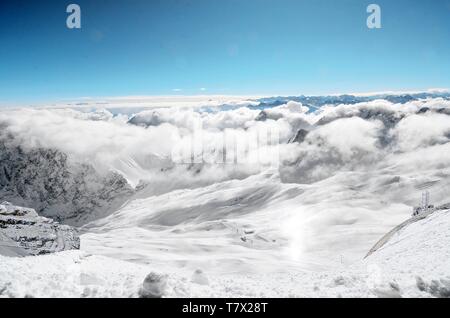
[0,92,449,297]
[0,139,133,225]
[256,91,450,111]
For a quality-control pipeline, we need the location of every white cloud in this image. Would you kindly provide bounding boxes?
[1,97,449,190]
[392,113,450,151]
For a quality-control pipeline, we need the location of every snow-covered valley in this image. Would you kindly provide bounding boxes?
[1,206,449,298]
[1,93,449,298]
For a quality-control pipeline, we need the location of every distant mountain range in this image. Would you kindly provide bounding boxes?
[253,91,450,111]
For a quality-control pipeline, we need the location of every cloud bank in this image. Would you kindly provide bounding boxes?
[0,97,449,191]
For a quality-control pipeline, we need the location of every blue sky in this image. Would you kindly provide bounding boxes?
[1,0,450,105]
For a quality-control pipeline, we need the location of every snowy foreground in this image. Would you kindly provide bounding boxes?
[1,207,449,297]
[1,93,450,297]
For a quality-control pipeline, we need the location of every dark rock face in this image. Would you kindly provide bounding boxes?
[438,203,450,210]
[418,107,430,114]
[0,141,133,225]
[417,107,450,116]
[254,110,284,122]
[289,129,309,144]
[437,108,450,116]
[0,202,80,256]
[358,108,404,129]
[317,107,404,128]
[255,111,268,122]
[128,111,162,127]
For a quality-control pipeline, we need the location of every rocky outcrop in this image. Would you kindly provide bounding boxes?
[139,273,168,298]
[317,107,405,128]
[254,110,284,122]
[0,202,80,257]
[288,129,309,144]
[0,140,134,225]
[128,111,163,127]
[255,111,268,122]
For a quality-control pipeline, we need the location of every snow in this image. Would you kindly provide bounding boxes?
[0,232,28,257]
[1,94,449,298]
[1,208,449,297]
[0,251,150,298]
